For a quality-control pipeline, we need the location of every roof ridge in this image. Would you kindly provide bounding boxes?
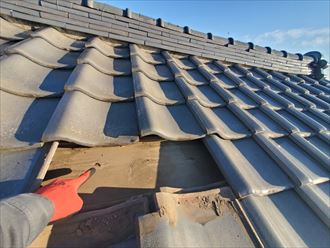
[82,0,309,55]
[0,0,328,78]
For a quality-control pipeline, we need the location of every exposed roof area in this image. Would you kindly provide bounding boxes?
[0,1,330,247]
[30,141,231,247]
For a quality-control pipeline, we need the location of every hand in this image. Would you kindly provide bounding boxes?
[35,168,96,222]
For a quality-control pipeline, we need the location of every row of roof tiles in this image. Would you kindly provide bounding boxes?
[0,0,318,75]
[1,26,329,150]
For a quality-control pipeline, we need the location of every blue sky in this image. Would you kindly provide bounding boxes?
[100,0,330,76]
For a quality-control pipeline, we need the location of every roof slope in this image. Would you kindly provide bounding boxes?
[0,1,329,247]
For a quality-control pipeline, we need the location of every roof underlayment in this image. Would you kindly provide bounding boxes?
[0,0,329,247]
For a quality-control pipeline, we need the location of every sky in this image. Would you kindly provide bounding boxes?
[99,0,330,77]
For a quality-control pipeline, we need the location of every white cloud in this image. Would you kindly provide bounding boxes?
[242,28,330,79]
[242,27,330,48]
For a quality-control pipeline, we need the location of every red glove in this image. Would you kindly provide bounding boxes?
[35,168,95,222]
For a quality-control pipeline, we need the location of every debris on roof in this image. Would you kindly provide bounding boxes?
[30,140,226,247]
[138,187,257,247]
[0,0,329,247]
[31,196,150,247]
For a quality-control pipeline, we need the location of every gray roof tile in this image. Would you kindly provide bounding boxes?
[285,133,329,171]
[226,103,266,134]
[85,37,129,58]
[132,72,184,105]
[6,37,80,68]
[136,97,205,140]
[240,76,261,91]
[256,133,329,186]
[249,68,265,79]
[204,135,293,197]
[173,56,196,70]
[320,78,330,86]
[30,27,85,51]
[319,81,330,89]
[0,54,70,97]
[65,63,134,101]
[181,69,209,85]
[306,135,330,157]
[314,84,330,95]
[300,75,320,84]
[296,181,330,228]
[0,90,59,150]
[204,61,223,74]
[287,74,304,83]
[278,92,312,110]
[242,189,330,247]
[175,77,225,107]
[277,109,312,134]
[228,65,245,77]
[42,91,139,146]
[300,111,329,133]
[255,91,283,110]
[304,93,330,110]
[319,94,330,103]
[228,88,258,109]
[214,73,238,88]
[0,145,51,198]
[0,17,30,40]
[301,83,325,95]
[259,105,301,133]
[131,53,173,81]
[303,108,330,129]
[247,107,288,137]
[188,101,251,139]
[282,108,325,133]
[130,44,165,65]
[77,48,131,75]
[0,38,9,45]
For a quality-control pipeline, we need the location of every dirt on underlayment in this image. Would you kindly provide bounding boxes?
[30,139,224,247]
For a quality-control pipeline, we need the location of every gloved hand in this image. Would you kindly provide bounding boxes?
[35,168,96,222]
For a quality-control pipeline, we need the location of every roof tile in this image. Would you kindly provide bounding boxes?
[30,27,85,51]
[296,182,330,228]
[130,44,165,65]
[85,37,129,58]
[0,54,70,97]
[77,48,131,75]
[204,135,293,197]
[131,53,173,81]
[6,37,80,68]
[133,72,184,105]
[242,189,330,247]
[0,90,59,150]
[256,133,329,186]
[175,77,225,108]
[65,63,134,101]
[42,91,139,146]
[136,97,204,140]
[188,100,251,139]
[0,17,30,40]
[0,145,51,198]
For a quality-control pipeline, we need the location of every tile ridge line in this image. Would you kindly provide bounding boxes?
[83,0,313,61]
[1,0,326,77]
